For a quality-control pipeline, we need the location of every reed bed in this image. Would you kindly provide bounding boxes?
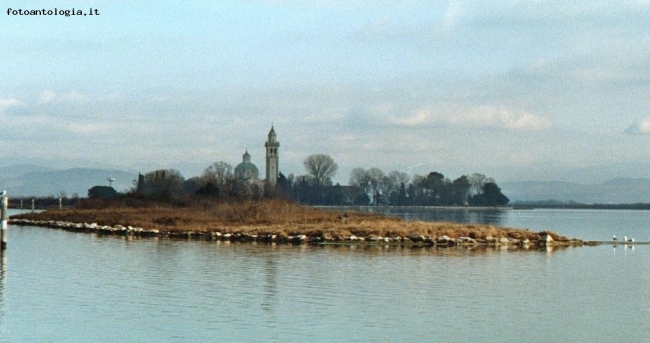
[12,199,567,241]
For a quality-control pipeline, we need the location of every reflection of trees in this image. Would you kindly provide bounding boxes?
[377,207,505,227]
[0,250,6,321]
[261,255,278,314]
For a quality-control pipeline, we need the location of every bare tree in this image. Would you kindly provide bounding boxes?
[467,173,494,195]
[349,168,370,192]
[303,154,338,187]
[348,167,388,204]
[144,169,185,200]
[387,170,410,195]
[202,161,234,188]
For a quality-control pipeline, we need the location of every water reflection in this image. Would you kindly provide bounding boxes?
[262,251,278,314]
[325,206,507,227]
[283,242,572,257]
[0,250,5,322]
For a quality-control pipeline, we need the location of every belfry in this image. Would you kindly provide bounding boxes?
[265,126,279,185]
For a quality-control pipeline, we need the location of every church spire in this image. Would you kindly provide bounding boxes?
[265,126,279,186]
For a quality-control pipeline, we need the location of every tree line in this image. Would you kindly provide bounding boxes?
[88,153,509,207]
[278,154,509,206]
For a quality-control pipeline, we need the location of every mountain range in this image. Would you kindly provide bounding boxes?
[501,178,650,204]
[0,164,137,197]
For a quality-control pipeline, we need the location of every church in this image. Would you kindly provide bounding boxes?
[234,126,279,185]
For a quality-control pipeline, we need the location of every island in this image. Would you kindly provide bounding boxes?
[10,198,580,248]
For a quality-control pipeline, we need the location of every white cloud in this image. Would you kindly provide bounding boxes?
[37,90,57,104]
[626,118,650,135]
[303,109,346,124]
[439,0,464,33]
[452,106,552,131]
[387,105,552,131]
[389,108,432,126]
[67,122,112,135]
[0,98,25,113]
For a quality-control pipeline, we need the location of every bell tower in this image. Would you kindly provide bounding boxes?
[265,126,279,185]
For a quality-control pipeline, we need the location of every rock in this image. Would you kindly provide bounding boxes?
[367,235,383,242]
[538,234,554,246]
[437,235,452,243]
[499,237,510,245]
[409,235,425,243]
[289,234,307,244]
[457,237,477,245]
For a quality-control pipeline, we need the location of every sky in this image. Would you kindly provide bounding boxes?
[1,0,649,185]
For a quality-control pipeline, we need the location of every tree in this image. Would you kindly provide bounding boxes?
[195,182,220,197]
[303,154,338,187]
[386,171,410,205]
[451,175,471,205]
[183,177,203,194]
[425,172,446,205]
[202,161,234,188]
[349,168,370,193]
[136,173,146,193]
[88,186,117,199]
[481,182,509,206]
[143,169,185,200]
[467,173,494,195]
[469,182,509,206]
[348,167,387,205]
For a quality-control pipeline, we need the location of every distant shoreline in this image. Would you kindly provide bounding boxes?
[318,204,650,211]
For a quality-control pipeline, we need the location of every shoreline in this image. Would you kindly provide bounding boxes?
[8,199,584,248]
[9,217,583,248]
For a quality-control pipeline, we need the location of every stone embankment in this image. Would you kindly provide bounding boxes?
[10,218,581,248]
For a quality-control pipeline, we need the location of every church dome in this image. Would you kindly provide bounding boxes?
[235,150,259,180]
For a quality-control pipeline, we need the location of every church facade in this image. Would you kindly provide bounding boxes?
[234,126,279,185]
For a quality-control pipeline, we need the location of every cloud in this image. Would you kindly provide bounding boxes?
[67,122,114,135]
[439,0,464,33]
[626,118,650,135]
[37,90,88,105]
[37,90,57,104]
[387,105,552,131]
[0,98,26,113]
[388,108,432,126]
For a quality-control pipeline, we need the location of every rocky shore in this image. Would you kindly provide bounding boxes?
[10,217,582,248]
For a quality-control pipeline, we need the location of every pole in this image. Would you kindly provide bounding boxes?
[31,198,35,213]
[1,194,7,249]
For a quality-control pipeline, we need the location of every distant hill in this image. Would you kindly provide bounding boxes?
[501,178,650,204]
[0,166,137,197]
[0,164,55,179]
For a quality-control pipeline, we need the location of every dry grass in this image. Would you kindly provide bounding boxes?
[11,198,566,241]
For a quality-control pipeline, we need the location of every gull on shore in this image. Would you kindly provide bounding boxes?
[613,235,617,241]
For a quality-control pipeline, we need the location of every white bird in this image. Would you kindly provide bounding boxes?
[628,238,635,243]
[0,190,6,196]
[624,236,628,242]
[613,235,617,241]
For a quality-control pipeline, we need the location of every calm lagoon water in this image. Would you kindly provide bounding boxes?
[1,208,649,342]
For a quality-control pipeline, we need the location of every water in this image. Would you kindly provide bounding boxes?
[1,209,650,342]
